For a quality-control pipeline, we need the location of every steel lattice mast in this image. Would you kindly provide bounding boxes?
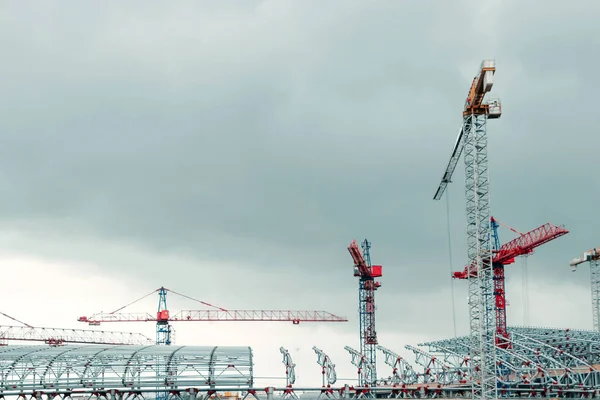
[348,239,382,387]
[433,59,502,400]
[570,248,600,331]
[156,287,172,345]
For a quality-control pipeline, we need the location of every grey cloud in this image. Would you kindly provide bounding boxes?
[0,0,598,331]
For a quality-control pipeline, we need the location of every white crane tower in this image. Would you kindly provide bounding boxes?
[570,248,600,331]
[432,60,502,400]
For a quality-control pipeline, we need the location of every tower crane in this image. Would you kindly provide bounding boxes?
[570,248,600,331]
[79,287,347,400]
[78,286,348,345]
[347,239,382,387]
[453,217,569,348]
[432,59,502,400]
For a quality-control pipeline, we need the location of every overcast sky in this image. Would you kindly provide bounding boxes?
[0,0,599,389]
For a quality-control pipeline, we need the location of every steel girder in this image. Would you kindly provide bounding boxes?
[0,345,253,393]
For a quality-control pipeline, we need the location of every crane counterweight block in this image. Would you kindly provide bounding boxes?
[570,248,599,268]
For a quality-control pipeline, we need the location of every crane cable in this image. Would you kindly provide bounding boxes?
[445,188,458,338]
[521,256,530,325]
[109,288,159,314]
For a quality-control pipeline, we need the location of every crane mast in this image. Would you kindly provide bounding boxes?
[570,248,600,331]
[433,60,502,400]
[348,239,382,387]
[490,218,508,348]
[156,287,172,345]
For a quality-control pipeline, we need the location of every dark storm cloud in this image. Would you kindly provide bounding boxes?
[0,0,598,318]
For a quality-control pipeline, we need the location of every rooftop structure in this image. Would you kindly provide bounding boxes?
[0,344,253,395]
[2,333,600,400]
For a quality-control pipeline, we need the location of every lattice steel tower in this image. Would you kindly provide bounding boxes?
[433,60,502,400]
[348,239,382,387]
[570,248,600,331]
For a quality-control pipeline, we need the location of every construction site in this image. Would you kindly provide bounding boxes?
[1,59,598,400]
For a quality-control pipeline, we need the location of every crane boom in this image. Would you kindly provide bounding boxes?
[433,124,466,200]
[454,222,569,279]
[0,324,153,345]
[79,310,347,324]
[345,346,375,387]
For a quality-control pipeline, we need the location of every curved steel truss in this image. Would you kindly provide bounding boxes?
[3,332,600,399]
[0,345,252,394]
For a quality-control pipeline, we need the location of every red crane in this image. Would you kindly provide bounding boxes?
[452,217,569,348]
[78,287,348,345]
[347,239,382,387]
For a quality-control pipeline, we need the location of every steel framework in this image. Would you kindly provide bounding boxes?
[413,326,600,397]
[0,345,253,394]
[433,59,502,400]
[0,325,153,346]
[2,340,600,399]
[312,346,337,388]
[345,346,375,393]
[280,347,296,388]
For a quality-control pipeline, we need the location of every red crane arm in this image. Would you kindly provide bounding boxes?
[78,310,348,324]
[348,240,382,278]
[348,240,371,277]
[454,222,569,279]
[494,223,569,265]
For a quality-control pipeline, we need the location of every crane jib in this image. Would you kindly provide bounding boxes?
[433,123,466,200]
